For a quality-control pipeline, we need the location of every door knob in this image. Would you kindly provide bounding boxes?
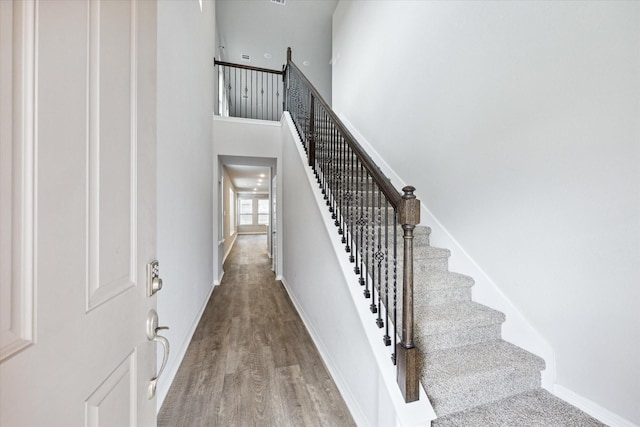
[147,309,170,399]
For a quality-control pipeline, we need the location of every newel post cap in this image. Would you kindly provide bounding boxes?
[398,186,420,225]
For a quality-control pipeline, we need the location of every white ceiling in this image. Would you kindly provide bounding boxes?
[224,164,271,194]
[215,0,338,101]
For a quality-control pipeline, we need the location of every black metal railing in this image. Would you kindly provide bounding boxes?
[214,59,284,121]
[284,48,420,403]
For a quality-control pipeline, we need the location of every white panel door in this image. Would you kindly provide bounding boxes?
[0,1,159,426]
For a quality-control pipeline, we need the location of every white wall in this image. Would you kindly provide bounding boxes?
[157,0,216,408]
[333,1,640,425]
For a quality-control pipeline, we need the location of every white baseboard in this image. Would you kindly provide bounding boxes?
[554,385,638,427]
[280,277,369,427]
[156,281,216,411]
[213,271,224,287]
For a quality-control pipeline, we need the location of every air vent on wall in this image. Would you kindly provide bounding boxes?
[241,54,251,62]
[271,0,286,5]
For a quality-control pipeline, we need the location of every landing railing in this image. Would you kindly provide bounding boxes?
[284,48,421,403]
[214,59,284,121]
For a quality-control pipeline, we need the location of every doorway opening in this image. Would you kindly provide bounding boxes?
[218,155,278,277]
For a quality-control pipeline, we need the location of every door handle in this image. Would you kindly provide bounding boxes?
[146,309,170,399]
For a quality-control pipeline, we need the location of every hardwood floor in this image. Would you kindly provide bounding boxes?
[158,234,356,427]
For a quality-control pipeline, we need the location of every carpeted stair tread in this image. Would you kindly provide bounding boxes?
[390,225,431,246]
[422,340,545,416]
[431,388,606,427]
[415,301,505,335]
[424,340,545,379]
[391,243,451,275]
[412,302,505,351]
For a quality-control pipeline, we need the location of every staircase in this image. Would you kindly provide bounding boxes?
[401,224,605,425]
[215,51,608,426]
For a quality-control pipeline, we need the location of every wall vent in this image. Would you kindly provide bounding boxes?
[271,0,286,5]
[241,54,251,62]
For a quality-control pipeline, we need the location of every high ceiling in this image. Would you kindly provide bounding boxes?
[215,0,337,102]
[216,0,338,195]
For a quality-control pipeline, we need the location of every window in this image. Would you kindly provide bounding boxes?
[239,199,253,225]
[237,197,269,227]
[258,199,269,225]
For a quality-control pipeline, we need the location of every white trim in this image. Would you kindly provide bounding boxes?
[214,271,224,287]
[0,0,37,362]
[213,114,282,127]
[156,281,216,410]
[553,385,639,427]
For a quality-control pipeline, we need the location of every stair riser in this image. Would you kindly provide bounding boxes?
[398,258,449,275]
[414,287,472,306]
[352,255,444,273]
[426,370,542,416]
[358,274,472,306]
[416,324,502,352]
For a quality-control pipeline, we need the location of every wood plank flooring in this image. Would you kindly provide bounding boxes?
[158,234,356,427]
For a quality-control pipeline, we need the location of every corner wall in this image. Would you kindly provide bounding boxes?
[157,0,216,408]
[332,2,640,425]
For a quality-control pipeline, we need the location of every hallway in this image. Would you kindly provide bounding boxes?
[158,235,355,426]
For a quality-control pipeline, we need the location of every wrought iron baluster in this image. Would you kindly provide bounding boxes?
[349,142,353,254]
[383,197,391,345]
[364,172,371,299]
[336,133,343,233]
[370,187,379,315]
[392,209,398,363]
[356,161,363,278]
[376,187,384,326]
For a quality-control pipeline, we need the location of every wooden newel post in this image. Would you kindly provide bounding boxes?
[397,185,420,403]
[308,93,315,168]
[284,48,292,112]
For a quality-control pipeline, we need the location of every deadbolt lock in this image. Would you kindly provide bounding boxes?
[146,260,163,297]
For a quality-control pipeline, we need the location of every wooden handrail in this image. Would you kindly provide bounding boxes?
[286,58,402,208]
[214,58,284,75]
